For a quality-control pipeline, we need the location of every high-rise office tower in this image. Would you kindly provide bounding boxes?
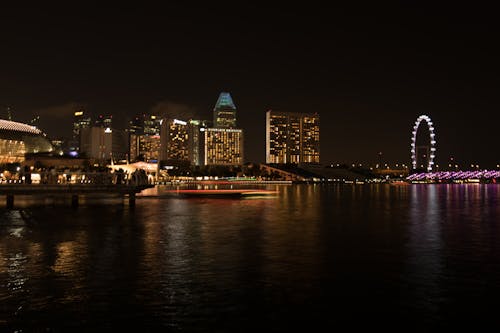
[95,114,113,128]
[72,110,91,152]
[266,110,320,164]
[188,120,201,166]
[127,114,162,162]
[159,118,190,163]
[213,92,237,128]
[144,115,161,135]
[80,127,112,160]
[128,114,161,135]
[80,127,128,161]
[201,92,244,165]
[73,110,91,139]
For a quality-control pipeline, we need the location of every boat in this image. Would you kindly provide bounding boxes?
[165,189,278,198]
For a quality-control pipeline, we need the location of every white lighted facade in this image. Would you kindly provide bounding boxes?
[203,128,243,165]
[266,110,320,164]
[0,119,54,163]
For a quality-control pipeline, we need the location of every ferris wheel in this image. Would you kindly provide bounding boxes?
[411,115,436,172]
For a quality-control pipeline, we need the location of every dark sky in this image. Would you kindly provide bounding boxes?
[1,4,498,166]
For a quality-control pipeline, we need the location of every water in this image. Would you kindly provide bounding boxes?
[1,184,500,331]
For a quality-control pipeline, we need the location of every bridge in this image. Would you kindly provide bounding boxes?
[0,171,153,208]
[407,170,500,183]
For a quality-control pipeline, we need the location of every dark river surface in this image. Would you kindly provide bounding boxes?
[1,184,500,331]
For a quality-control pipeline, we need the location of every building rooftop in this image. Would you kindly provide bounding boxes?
[214,92,236,110]
[0,119,42,135]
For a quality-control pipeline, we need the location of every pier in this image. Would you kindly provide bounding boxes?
[0,171,153,208]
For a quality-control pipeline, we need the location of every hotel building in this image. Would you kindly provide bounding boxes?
[203,92,244,165]
[159,118,190,163]
[129,133,161,162]
[202,128,243,165]
[266,110,320,164]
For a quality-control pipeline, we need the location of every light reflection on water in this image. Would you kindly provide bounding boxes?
[1,184,500,331]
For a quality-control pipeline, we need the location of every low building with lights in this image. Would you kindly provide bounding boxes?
[0,119,54,164]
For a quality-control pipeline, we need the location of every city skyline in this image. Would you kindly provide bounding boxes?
[1,4,499,166]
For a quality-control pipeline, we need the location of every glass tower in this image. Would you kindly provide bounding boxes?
[213,92,237,128]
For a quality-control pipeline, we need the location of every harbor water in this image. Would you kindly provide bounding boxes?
[1,184,500,331]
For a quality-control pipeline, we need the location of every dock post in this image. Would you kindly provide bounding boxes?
[129,193,136,207]
[71,194,79,208]
[6,194,14,209]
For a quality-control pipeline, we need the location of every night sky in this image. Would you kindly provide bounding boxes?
[1,4,498,167]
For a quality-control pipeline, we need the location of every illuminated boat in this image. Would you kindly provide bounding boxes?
[166,189,278,198]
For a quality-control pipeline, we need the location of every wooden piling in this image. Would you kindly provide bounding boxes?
[129,193,136,207]
[6,194,14,209]
[71,194,79,208]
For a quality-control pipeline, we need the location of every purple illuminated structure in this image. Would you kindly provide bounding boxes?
[407,170,500,182]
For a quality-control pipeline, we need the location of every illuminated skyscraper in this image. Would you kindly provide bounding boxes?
[159,119,190,163]
[71,110,91,152]
[129,134,161,162]
[94,114,113,128]
[80,127,112,160]
[144,115,161,135]
[73,110,91,140]
[128,114,161,135]
[200,92,244,165]
[213,92,237,128]
[188,120,202,166]
[127,114,162,162]
[266,110,320,164]
[80,127,128,161]
[203,128,244,165]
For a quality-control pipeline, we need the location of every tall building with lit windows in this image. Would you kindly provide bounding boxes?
[94,114,113,128]
[188,120,203,166]
[129,134,161,162]
[80,126,127,161]
[72,110,91,152]
[128,114,161,136]
[159,118,190,163]
[213,92,237,128]
[127,114,162,162]
[266,110,320,164]
[203,128,243,165]
[200,92,244,165]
